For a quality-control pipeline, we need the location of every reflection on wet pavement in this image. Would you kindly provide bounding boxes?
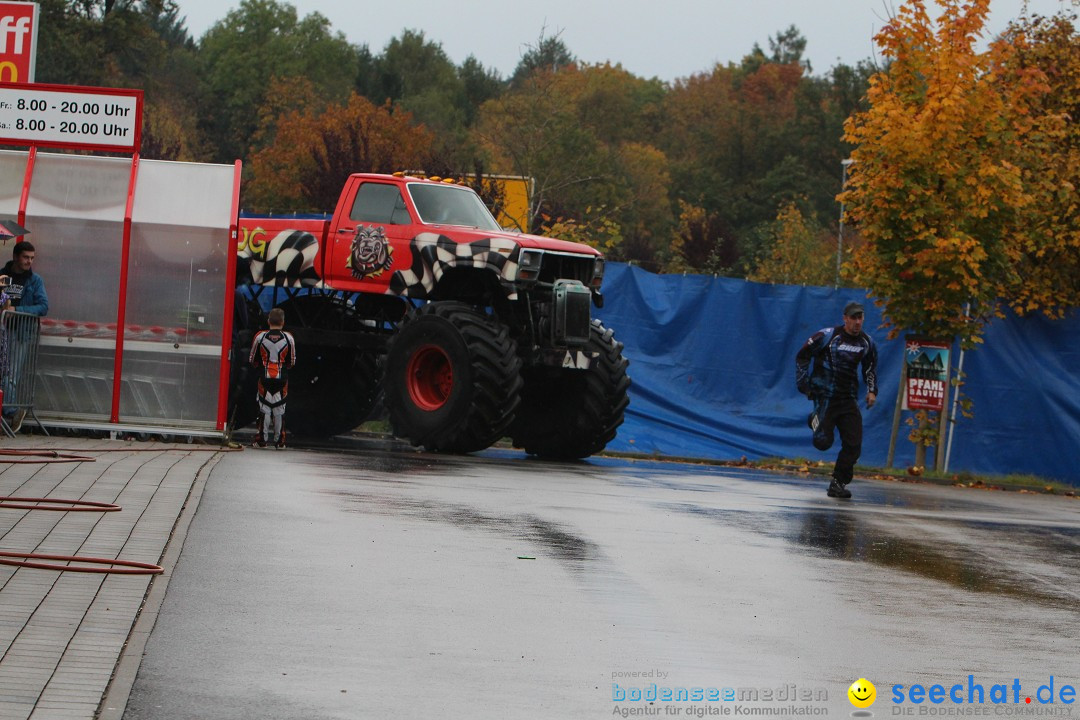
[668,502,1080,610]
[297,445,1080,612]
[324,489,600,569]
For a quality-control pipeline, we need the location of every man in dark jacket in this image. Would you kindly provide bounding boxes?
[795,301,878,498]
[1,240,48,432]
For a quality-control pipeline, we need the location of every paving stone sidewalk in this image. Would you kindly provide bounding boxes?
[0,437,224,720]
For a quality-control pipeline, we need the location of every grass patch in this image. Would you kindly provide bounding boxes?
[357,419,392,434]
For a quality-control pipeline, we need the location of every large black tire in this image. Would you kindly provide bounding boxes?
[384,302,522,453]
[509,321,630,459]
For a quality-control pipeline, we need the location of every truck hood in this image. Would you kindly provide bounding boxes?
[435,226,601,257]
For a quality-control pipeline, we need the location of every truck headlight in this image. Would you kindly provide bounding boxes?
[518,249,543,281]
[591,257,605,288]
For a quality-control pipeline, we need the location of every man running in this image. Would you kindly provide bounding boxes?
[795,301,878,498]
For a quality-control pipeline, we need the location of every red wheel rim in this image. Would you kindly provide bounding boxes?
[407,344,453,411]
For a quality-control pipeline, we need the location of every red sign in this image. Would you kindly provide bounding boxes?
[0,2,38,84]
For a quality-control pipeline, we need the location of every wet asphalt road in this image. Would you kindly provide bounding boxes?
[123,443,1080,719]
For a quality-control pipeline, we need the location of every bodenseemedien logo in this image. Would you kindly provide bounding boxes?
[849,678,877,709]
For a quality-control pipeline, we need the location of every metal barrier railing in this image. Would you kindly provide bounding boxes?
[1,309,49,438]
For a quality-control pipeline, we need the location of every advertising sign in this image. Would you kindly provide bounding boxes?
[0,82,142,153]
[903,337,951,412]
[0,2,38,83]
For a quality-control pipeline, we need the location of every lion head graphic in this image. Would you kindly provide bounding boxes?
[349,225,393,279]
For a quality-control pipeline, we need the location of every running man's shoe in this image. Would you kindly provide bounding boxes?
[826,477,852,499]
[251,433,266,448]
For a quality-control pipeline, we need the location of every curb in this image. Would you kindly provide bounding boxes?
[97,450,226,720]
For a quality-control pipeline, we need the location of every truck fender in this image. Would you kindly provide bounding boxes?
[389,233,520,299]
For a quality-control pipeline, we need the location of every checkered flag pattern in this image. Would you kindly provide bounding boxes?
[389,233,521,298]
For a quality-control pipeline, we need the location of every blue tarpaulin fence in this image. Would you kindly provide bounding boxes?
[593,262,1080,486]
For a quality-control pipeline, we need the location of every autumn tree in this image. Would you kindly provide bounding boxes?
[842,0,1079,349]
[245,93,435,212]
[666,202,734,273]
[659,28,865,274]
[996,12,1080,318]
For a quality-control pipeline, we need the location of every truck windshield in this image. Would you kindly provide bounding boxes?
[407,183,502,231]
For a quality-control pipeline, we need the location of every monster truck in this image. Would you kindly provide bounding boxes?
[233,173,629,459]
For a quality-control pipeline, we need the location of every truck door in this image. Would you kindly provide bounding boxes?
[328,179,415,293]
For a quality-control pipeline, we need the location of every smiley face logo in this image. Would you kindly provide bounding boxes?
[848,678,876,708]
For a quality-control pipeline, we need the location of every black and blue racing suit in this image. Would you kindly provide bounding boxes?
[795,326,878,483]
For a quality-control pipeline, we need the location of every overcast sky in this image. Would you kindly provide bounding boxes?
[175,0,1076,81]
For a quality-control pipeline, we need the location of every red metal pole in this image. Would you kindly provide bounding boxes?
[215,160,243,431]
[17,146,36,225]
[110,153,140,423]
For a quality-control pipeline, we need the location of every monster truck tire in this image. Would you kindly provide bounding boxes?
[287,347,382,438]
[384,302,522,453]
[509,320,630,460]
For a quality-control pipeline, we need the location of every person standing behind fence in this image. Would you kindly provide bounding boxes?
[1,241,48,316]
[795,301,878,499]
[249,307,296,449]
[1,241,48,433]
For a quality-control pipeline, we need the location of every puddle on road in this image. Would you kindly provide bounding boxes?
[324,489,599,570]
[296,447,618,484]
[668,503,1080,610]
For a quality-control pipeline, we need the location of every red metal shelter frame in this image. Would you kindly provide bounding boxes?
[1,82,242,433]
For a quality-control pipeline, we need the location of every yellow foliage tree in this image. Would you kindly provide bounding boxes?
[842,0,1078,348]
[749,200,834,285]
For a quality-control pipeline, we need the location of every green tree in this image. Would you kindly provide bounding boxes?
[473,67,611,233]
[458,55,505,126]
[360,30,501,171]
[473,61,670,261]
[742,24,811,73]
[35,0,174,86]
[33,0,203,159]
[366,30,464,130]
[197,0,358,162]
[511,29,575,86]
